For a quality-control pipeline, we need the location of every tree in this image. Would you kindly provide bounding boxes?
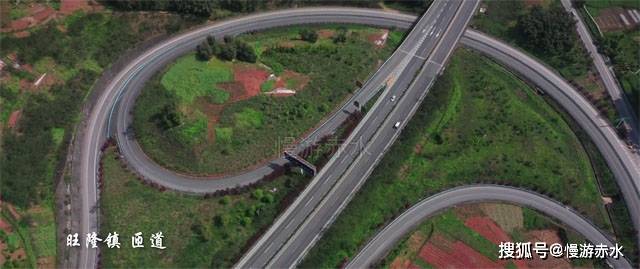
[206,35,216,46]
[235,41,257,63]
[218,43,236,61]
[223,35,235,44]
[516,6,575,55]
[151,104,181,131]
[196,41,212,61]
[299,29,318,43]
[333,28,347,43]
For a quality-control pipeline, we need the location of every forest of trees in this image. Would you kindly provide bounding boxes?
[102,0,382,17]
[196,35,257,62]
[515,6,576,55]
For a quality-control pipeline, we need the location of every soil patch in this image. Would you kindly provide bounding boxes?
[525,229,572,268]
[217,81,246,102]
[195,97,225,143]
[7,110,21,129]
[317,29,335,39]
[419,233,503,268]
[596,7,640,32]
[233,65,269,100]
[60,0,93,15]
[367,29,389,48]
[464,216,511,245]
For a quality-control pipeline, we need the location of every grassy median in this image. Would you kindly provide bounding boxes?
[301,49,613,268]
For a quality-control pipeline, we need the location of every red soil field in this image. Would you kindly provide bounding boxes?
[7,110,21,129]
[464,216,511,245]
[463,216,528,269]
[419,234,503,269]
[60,0,92,15]
[233,65,269,100]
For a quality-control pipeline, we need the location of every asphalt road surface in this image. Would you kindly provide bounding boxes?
[347,185,633,268]
[236,1,480,267]
[74,6,640,269]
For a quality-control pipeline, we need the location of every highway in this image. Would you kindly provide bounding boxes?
[347,185,633,268]
[236,1,479,267]
[560,0,639,146]
[72,6,640,269]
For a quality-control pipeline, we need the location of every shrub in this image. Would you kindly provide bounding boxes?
[299,29,318,43]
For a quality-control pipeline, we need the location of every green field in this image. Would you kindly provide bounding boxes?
[472,0,619,122]
[301,50,612,268]
[100,147,309,268]
[133,26,400,175]
[161,56,232,104]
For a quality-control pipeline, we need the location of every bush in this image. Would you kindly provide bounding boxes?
[196,41,212,60]
[333,28,348,43]
[299,29,318,43]
[218,43,236,61]
[235,41,257,63]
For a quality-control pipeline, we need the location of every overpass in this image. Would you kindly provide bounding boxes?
[235,1,480,267]
[72,6,640,269]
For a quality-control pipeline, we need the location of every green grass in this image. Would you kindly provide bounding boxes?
[234,108,264,129]
[30,216,57,258]
[301,50,610,268]
[387,30,406,49]
[161,55,232,104]
[176,111,208,145]
[9,7,27,20]
[472,1,618,121]
[260,79,276,92]
[133,26,397,174]
[51,127,65,147]
[100,147,310,268]
[215,127,233,144]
